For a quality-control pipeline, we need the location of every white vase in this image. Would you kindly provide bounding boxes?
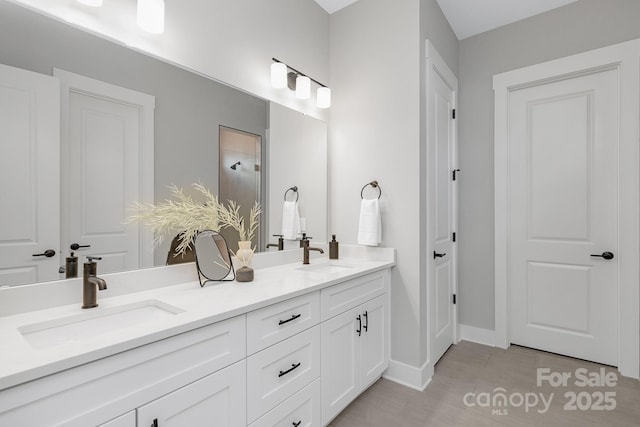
[236,241,254,268]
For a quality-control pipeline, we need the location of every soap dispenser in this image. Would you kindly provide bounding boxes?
[329,235,339,259]
[65,252,78,278]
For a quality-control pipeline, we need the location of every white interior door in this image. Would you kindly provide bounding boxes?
[427,43,458,365]
[56,69,154,274]
[508,67,618,366]
[0,63,60,286]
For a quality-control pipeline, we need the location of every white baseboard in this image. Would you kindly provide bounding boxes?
[383,359,433,391]
[459,324,496,347]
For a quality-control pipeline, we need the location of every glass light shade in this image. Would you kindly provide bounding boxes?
[317,87,331,108]
[271,62,287,88]
[296,75,311,99]
[77,0,103,6]
[137,0,165,34]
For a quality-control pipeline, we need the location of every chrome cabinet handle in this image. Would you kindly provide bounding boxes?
[363,311,368,332]
[279,313,301,325]
[356,315,362,336]
[279,362,301,378]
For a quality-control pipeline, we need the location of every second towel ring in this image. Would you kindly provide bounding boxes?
[284,186,299,202]
[361,181,382,199]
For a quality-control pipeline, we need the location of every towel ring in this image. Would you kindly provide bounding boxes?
[284,186,299,202]
[360,181,382,200]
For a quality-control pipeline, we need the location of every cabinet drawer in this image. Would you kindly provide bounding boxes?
[247,325,320,423]
[247,291,320,355]
[249,379,321,427]
[321,271,386,320]
[137,360,246,427]
[0,315,246,427]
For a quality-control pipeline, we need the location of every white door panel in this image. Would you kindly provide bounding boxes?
[428,48,457,365]
[0,63,60,286]
[56,69,155,274]
[68,91,140,273]
[509,67,618,365]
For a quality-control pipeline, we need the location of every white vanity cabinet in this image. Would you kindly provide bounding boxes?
[320,272,390,425]
[137,360,246,427]
[0,315,246,427]
[0,257,393,427]
[247,292,322,426]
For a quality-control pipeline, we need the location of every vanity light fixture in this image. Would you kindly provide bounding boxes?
[77,0,103,6]
[137,0,165,34]
[296,75,311,99]
[271,58,331,108]
[271,62,288,88]
[317,86,331,109]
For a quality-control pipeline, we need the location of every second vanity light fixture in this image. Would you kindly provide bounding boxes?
[76,0,165,34]
[271,58,331,108]
[137,0,165,34]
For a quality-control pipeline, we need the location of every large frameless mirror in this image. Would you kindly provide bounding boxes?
[194,230,235,287]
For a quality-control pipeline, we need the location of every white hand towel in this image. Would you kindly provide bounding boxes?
[358,198,382,246]
[282,201,301,240]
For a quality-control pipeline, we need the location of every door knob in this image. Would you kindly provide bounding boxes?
[433,251,446,259]
[32,249,56,258]
[591,251,614,260]
[70,243,91,250]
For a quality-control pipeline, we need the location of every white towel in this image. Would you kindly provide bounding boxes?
[358,198,382,246]
[282,201,301,240]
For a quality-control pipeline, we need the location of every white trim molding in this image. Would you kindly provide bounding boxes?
[459,325,496,347]
[493,38,640,379]
[383,359,433,392]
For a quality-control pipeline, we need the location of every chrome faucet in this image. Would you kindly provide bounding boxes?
[82,256,107,309]
[302,239,324,264]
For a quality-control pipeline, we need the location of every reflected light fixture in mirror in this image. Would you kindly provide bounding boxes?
[137,0,165,34]
[77,0,103,6]
[296,75,311,99]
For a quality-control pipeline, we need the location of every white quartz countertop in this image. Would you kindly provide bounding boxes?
[0,253,394,391]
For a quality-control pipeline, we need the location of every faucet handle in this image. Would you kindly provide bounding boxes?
[273,234,283,238]
[86,256,102,262]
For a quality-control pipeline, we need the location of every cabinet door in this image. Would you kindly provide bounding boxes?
[359,295,388,390]
[321,305,360,424]
[99,411,135,427]
[137,360,246,427]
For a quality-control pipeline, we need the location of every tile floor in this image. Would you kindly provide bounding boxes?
[329,341,640,426]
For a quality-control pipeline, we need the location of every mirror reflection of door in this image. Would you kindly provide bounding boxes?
[218,126,262,252]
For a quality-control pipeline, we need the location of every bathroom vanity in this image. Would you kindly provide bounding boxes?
[0,246,394,426]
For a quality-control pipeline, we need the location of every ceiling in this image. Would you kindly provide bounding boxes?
[314,0,579,40]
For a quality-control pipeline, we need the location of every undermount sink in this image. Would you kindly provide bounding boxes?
[18,300,184,349]
[298,263,354,274]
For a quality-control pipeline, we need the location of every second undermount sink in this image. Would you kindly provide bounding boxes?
[297,262,354,274]
[18,300,184,349]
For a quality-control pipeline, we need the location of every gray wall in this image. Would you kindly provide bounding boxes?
[458,0,640,330]
[329,0,458,374]
[0,2,268,265]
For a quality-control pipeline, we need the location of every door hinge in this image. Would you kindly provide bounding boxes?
[452,232,456,242]
[452,108,456,119]
[452,169,460,181]
[453,294,457,305]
